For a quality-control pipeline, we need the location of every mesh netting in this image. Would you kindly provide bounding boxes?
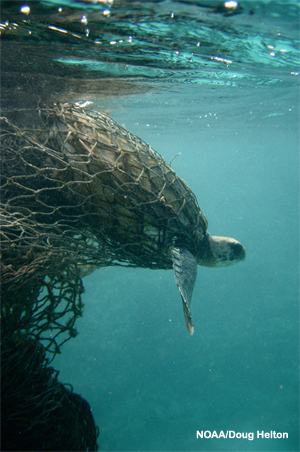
[1,102,206,350]
[1,333,99,451]
[1,103,206,450]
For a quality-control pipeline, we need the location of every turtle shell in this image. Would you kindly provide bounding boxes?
[1,103,208,270]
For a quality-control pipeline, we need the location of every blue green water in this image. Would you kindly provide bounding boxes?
[1,1,299,451]
[54,88,299,451]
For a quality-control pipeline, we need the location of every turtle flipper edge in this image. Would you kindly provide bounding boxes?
[171,246,197,335]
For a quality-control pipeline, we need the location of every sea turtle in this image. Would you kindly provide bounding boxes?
[1,103,246,335]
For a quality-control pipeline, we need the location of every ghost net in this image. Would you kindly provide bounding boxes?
[1,103,203,451]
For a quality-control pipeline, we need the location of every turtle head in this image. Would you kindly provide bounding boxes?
[196,233,246,267]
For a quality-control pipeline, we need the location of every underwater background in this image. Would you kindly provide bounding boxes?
[1,1,299,451]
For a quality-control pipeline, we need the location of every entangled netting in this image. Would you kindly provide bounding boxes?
[1,103,205,352]
[1,333,99,451]
[1,103,205,451]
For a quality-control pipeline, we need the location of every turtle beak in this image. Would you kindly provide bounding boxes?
[230,239,246,262]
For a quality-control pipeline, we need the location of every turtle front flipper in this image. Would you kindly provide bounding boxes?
[171,247,197,335]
